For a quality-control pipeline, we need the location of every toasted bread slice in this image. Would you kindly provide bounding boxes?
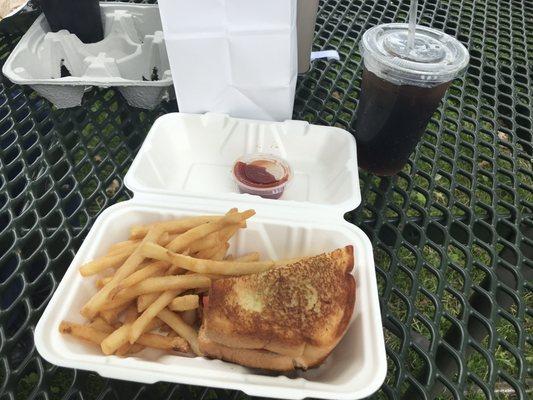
[199,324,345,371]
[199,325,296,371]
[201,246,355,364]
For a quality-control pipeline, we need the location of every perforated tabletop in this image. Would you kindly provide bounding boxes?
[0,0,531,399]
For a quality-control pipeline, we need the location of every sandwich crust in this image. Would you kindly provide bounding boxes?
[198,325,296,371]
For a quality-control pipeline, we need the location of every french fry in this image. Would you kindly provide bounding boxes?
[108,239,141,255]
[141,243,288,275]
[137,293,159,313]
[165,210,254,253]
[219,224,241,242]
[89,317,115,333]
[164,234,180,246]
[109,261,169,297]
[123,343,144,355]
[130,216,224,239]
[129,290,178,344]
[101,324,131,354]
[187,223,241,254]
[96,276,113,289]
[110,239,138,250]
[187,232,220,253]
[100,262,180,311]
[144,318,164,332]
[189,272,226,281]
[196,223,238,261]
[158,308,202,356]
[136,332,189,352]
[100,302,131,324]
[212,243,230,261]
[116,344,139,356]
[112,275,210,303]
[59,321,108,345]
[159,232,172,246]
[235,252,261,262]
[168,295,199,312]
[167,257,190,277]
[195,245,223,260]
[98,296,136,312]
[159,232,183,247]
[79,252,130,277]
[81,227,165,319]
[115,306,140,356]
[164,249,190,276]
[102,315,167,356]
[108,233,174,256]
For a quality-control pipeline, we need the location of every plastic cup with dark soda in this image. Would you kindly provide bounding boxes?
[39,0,104,44]
[354,23,469,176]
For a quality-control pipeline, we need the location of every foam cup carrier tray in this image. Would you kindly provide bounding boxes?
[2,2,173,109]
[0,0,30,19]
[35,113,387,399]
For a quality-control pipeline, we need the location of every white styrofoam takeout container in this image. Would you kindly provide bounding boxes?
[2,2,173,109]
[34,113,387,400]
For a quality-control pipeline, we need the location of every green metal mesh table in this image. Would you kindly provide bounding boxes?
[0,0,531,399]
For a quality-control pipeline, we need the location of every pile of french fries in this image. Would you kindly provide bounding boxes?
[60,208,287,357]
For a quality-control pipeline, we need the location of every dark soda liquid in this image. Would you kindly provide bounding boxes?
[39,0,104,44]
[354,68,451,176]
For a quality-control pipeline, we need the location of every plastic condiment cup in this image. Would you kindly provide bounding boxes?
[232,153,292,199]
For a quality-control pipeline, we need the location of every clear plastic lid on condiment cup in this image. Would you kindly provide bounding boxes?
[232,153,292,200]
[360,23,470,86]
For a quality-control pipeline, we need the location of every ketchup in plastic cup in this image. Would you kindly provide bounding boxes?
[232,154,292,199]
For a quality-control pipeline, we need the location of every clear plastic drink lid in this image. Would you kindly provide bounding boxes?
[360,23,469,86]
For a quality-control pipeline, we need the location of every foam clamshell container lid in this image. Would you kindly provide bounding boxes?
[2,2,173,109]
[35,113,387,400]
